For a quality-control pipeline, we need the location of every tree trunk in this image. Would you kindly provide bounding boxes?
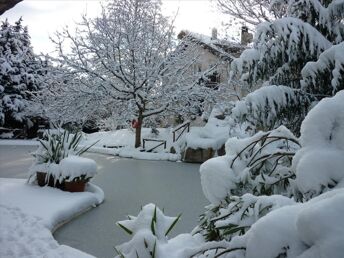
[134,115,143,148]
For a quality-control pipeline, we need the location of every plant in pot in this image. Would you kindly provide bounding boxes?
[59,155,97,192]
[28,128,97,189]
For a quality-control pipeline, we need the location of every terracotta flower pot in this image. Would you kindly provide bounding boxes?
[36,172,64,190]
[64,181,87,192]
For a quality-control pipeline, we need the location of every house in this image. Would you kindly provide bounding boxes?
[177,27,251,92]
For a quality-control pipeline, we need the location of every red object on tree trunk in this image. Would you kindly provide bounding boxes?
[131,119,140,129]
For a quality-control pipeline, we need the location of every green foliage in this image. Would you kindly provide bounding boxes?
[196,127,299,243]
[33,127,97,165]
[196,194,294,242]
[232,86,313,136]
[115,204,181,258]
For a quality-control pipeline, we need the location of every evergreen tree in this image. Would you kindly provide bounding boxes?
[230,0,344,134]
[0,18,45,128]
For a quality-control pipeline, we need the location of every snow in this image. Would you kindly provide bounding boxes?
[184,122,229,151]
[0,178,104,257]
[0,139,39,146]
[293,90,344,199]
[301,42,344,94]
[115,203,205,258]
[200,126,299,204]
[214,194,295,231]
[81,120,231,162]
[231,85,310,133]
[81,128,180,161]
[28,162,61,182]
[200,156,238,205]
[244,204,306,258]
[181,108,239,152]
[243,188,344,258]
[0,205,95,258]
[230,16,334,88]
[0,19,44,127]
[0,178,104,229]
[60,156,97,181]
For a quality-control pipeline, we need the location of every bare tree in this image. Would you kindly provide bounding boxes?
[51,0,214,147]
[214,0,282,27]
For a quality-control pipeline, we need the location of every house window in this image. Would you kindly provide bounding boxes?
[206,71,220,89]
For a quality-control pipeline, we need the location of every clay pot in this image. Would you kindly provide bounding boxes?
[64,181,86,192]
[36,172,64,190]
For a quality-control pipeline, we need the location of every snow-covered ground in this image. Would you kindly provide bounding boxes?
[81,124,229,161]
[0,144,207,258]
[0,139,39,146]
[0,177,104,257]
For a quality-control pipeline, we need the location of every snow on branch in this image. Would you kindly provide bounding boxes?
[46,0,215,146]
[293,90,344,200]
[231,85,312,134]
[301,42,344,96]
[271,0,344,43]
[231,17,332,88]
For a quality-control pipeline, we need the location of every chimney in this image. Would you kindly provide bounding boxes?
[241,26,253,45]
[211,28,217,40]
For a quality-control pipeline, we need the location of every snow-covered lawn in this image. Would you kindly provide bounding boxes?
[0,178,104,258]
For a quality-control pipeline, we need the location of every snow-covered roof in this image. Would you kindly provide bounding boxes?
[178,30,246,61]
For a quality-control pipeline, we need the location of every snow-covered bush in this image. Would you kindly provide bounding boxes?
[200,126,299,204]
[231,188,344,258]
[193,92,344,258]
[293,90,344,200]
[195,193,295,242]
[231,85,312,135]
[197,126,299,242]
[115,204,181,258]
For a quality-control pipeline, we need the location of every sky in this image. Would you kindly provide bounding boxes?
[0,0,238,55]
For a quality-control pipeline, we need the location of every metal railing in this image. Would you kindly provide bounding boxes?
[142,138,167,152]
[172,120,190,142]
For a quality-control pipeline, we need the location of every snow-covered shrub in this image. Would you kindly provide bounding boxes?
[200,126,299,204]
[231,85,312,135]
[237,188,344,258]
[194,190,344,258]
[198,126,299,241]
[195,193,295,242]
[195,91,344,258]
[115,204,181,258]
[293,90,344,200]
